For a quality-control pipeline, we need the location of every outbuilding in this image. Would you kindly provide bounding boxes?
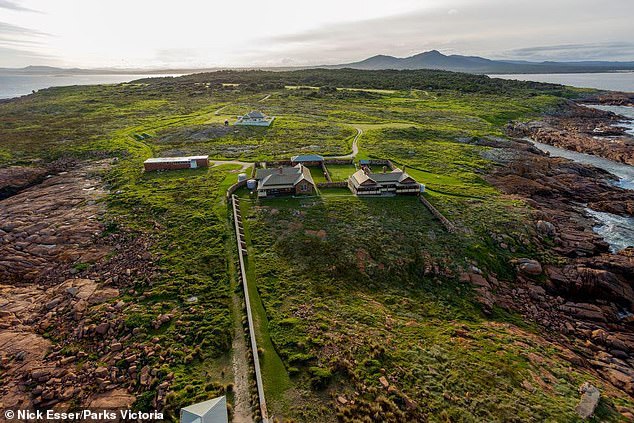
[290,154,325,166]
[180,396,228,423]
[235,110,275,126]
[143,156,209,171]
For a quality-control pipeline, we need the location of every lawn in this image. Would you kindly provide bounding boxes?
[324,163,357,181]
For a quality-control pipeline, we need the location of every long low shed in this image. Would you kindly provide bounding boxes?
[143,155,209,171]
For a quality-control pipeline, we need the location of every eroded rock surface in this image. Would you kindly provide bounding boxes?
[0,167,108,282]
[0,162,165,411]
[506,102,634,165]
[476,131,634,411]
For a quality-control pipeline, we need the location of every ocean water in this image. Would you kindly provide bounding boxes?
[528,138,634,252]
[585,209,634,253]
[491,72,634,92]
[586,104,634,136]
[0,73,182,99]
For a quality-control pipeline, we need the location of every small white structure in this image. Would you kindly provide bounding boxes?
[180,396,228,423]
[238,173,248,182]
[246,179,257,190]
[235,111,275,127]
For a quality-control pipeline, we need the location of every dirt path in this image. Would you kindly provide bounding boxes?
[258,94,271,102]
[214,105,229,116]
[210,160,252,171]
[330,127,362,159]
[230,293,254,423]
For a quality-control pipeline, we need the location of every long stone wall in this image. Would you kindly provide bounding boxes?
[231,195,268,422]
[226,180,247,198]
[418,195,457,233]
[317,181,348,188]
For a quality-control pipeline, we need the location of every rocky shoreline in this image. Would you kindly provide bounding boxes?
[469,134,634,414]
[0,162,168,413]
[506,94,634,165]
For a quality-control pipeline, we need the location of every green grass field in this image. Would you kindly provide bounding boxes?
[324,163,357,181]
[0,69,626,422]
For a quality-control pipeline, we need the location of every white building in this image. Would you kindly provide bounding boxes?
[235,111,275,127]
[180,396,228,423]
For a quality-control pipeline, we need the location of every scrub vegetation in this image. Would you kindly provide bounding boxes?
[0,69,626,422]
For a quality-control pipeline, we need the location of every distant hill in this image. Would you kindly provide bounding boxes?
[326,50,634,74]
[3,51,634,76]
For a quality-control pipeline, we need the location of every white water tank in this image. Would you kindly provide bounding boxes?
[238,173,247,182]
[247,179,257,190]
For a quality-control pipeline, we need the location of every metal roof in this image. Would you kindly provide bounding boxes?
[181,396,228,423]
[245,111,265,118]
[144,155,208,163]
[350,169,417,186]
[291,154,325,162]
[255,164,315,190]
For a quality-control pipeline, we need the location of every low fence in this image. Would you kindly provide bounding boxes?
[231,195,268,422]
[418,195,457,233]
[226,180,247,198]
[324,158,354,165]
[361,159,397,170]
[321,162,332,182]
[317,181,348,189]
[262,160,292,168]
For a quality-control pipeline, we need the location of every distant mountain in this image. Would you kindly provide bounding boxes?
[326,50,634,74]
[4,51,634,76]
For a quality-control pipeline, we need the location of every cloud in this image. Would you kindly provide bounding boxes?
[0,0,40,13]
[501,42,634,61]
[0,46,55,66]
[0,21,48,36]
[254,0,634,66]
[0,21,53,66]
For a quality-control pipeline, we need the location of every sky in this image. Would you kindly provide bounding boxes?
[0,0,633,69]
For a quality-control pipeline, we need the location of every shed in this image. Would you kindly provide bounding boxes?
[180,396,228,423]
[291,154,325,166]
[144,156,209,172]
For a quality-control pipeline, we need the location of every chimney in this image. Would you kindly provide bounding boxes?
[382,166,387,173]
[278,166,283,175]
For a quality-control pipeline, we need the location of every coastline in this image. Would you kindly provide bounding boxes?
[506,93,634,165]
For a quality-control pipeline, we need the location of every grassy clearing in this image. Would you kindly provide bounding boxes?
[105,163,244,418]
[246,195,627,422]
[324,164,357,182]
[1,69,628,421]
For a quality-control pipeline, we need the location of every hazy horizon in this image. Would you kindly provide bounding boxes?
[1,0,633,69]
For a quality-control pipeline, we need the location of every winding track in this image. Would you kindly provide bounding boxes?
[329,127,362,159]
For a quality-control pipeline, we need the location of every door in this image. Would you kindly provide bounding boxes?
[190,159,197,169]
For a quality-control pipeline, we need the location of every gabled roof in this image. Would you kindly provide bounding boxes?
[181,396,225,417]
[291,154,325,162]
[349,168,418,186]
[255,164,315,190]
[245,110,265,119]
[350,169,375,186]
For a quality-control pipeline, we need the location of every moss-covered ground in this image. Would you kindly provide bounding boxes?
[0,69,627,421]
